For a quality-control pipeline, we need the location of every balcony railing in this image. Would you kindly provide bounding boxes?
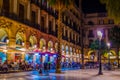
[30,0,58,19]
[30,0,40,6]
[62,36,68,41]
[0,10,43,31]
[48,31,57,37]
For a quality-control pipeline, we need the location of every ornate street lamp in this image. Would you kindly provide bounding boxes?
[97,30,103,75]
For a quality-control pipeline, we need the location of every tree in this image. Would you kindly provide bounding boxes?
[100,0,120,24]
[90,39,99,50]
[47,0,74,73]
[90,39,107,61]
[109,26,120,68]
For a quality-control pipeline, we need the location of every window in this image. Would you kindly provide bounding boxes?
[42,0,47,6]
[41,16,45,32]
[99,20,104,24]
[19,4,24,20]
[49,21,53,33]
[88,30,94,37]
[73,34,75,40]
[65,30,68,37]
[64,16,66,22]
[108,19,114,24]
[41,16,45,27]
[3,0,10,13]
[88,21,94,25]
[55,24,58,36]
[31,11,36,23]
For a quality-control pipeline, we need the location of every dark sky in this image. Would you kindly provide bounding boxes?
[82,0,106,13]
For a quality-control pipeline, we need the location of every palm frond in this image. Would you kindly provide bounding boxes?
[100,0,120,24]
[47,0,74,10]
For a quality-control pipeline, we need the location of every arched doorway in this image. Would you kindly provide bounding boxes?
[48,41,53,52]
[39,38,46,52]
[27,35,38,63]
[29,35,37,48]
[15,31,26,62]
[0,52,6,63]
[55,42,58,53]
[70,47,73,62]
[44,41,53,63]
[61,45,65,62]
[89,52,95,61]
[0,29,8,63]
[65,46,69,62]
[39,38,46,63]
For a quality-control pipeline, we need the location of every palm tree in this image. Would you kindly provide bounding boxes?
[109,26,120,68]
[47,0,74,73]
[100,0,120,24]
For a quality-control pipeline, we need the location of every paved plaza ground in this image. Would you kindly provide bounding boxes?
[0,69,120,80]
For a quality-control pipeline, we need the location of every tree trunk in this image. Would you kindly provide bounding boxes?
[81,28,84,69]
[56,5,62,73]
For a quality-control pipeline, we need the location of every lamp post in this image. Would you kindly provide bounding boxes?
[107,42,111,70]
[97,31,103,75]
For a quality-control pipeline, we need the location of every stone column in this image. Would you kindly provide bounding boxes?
[12,0,18,14]
[0,0,3,13]
[27,1,31,20]
[53,18,56,31]
[25,41,30,49]
[46,14,49,33]
[37,9,40,24]
[8,38,16,48]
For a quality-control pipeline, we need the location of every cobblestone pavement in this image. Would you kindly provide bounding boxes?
[0,69,120,80]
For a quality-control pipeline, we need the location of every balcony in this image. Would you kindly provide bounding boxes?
[70,39,75,44]
[88,34,94,38]
[30,0,40,6]
[0,10,42,31]
[48,31,57,37]
[30,0,58,19]
[62,36,68,41]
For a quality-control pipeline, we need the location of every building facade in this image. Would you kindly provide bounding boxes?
[0,0,82,64]
[83,13,118,63]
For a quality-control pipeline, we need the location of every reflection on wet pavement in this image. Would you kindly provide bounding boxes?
[1,69,120,80]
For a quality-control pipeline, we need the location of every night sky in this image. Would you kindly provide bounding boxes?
[82,0,106,13]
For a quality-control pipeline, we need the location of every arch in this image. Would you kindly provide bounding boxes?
[0,52,6,63]
[70,47,72,55]
[0,29,8,42]
[73,48,75,55]
[66,45,69,55]
[76,49,79,54]
[39,38,46,49]
[74,49,77,56]
[87,50,96,60]
[79,50,81,54]
[103,50,116,58]
[61,44,65,55]
[55,42,58,52]
[110,50,116,56]
[16,39,23,45]
[61,45,64,51]
[48,40,53,51]
[29,35,37,47]
[87,50,94,56]
[88,21,94,25]
[16,31,25,45]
